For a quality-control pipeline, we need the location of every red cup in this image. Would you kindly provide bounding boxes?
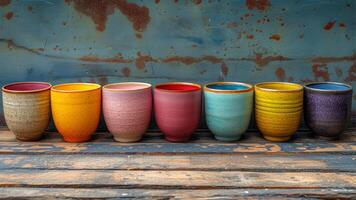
[154,82,201,142]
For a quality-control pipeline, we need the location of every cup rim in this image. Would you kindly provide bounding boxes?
[255,82,303,93]
[51,83,101,93]
[103,82,152,92]
[2,81,52,94]
[204,82,253,93]
[154,82,201,92]
[304,82,352,93]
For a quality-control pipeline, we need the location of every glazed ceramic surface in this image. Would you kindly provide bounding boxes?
[304,82,352,139]
[204,82,253,141]
[255,82,303,142]
[103,82,152,142]
[51,83,101,142]
[2,82,51,141]
[154,82,201,142]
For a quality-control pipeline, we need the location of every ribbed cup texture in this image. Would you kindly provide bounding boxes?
[3,91,50,141]
[255,83,303,142]
[51,84,101,143]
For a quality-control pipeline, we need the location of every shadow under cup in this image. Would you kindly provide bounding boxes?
[154,82,202,142]
[304,82,352,139]
[204,82,253,141]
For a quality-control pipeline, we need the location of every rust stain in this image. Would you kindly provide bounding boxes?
[269,34,280,41]
[339,22,346,27]
[226,22,238,28]
[155,0,160,4]
[192,0,202,5]
[0,0,10,7]
[27,5,33,12]
[66,0,150,38]
[246,34,254,39]
[116,0,151,39]
[220,62,228,76]
[246,0,271,11]
[275,67,286,81]
[121,67,131,77]
[98,76,108,85]
[247,53,290,67]
[162,56,197,65]
[66,0,116,32]
[312,64,330,81]
[7,40,14,50]
[323,20,336,30]
[310,53,356,63]
[162,55,229,76]
[135,52,157,69]
[80,54,132,63]
[345,63,356,82]
[4,11,13,20]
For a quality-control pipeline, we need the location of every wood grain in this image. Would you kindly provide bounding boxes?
[0,170,354,189]
[0,154,354,172]
[0,187,354,199]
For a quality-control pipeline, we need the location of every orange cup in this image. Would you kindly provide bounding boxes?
[51,83,101,142]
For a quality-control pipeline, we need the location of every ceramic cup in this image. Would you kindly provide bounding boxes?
[255,82,303,142]
[304,82,352,139]
[154,82,201,142]
[204,82,254,141]
[2,82,51,141]
[103,82,152,142]
[51,83,101,142]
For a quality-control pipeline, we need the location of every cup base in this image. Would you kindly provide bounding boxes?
[62,136,91,143]
[165,136,191,143]
[114,136,142,143]
[263,135,292,142]
[214,135,241,142]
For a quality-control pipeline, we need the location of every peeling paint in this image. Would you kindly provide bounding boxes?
[0,0,10,7]
[275,67,286,81]
[345,63,356,82]
[247,53,290,67]
[121,67,131,77]
[66,0,150,38]
[135,52,156,69]
[312,64,330,81]
[310,54,356,63]
[246,0,271,11]
[324,21,336,30]
[4,12,13,20]
[80,54,132,63]
[269,34,280,41]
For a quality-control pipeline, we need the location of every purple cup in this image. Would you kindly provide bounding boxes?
[304,82,352,139]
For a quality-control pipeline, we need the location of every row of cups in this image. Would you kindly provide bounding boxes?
[2,81,352,142]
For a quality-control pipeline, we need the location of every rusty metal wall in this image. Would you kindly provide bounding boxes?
[0,0,355,127]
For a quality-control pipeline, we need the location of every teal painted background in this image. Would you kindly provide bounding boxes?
[0,0,355,127]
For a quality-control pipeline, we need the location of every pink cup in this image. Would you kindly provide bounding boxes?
[154,82,202,142]
[103,82,152,142]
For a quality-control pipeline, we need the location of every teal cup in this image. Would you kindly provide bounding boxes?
[204,82,254,141]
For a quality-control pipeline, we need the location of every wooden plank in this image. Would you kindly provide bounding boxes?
[0,170,354,189]
[0,141,354,154]
[0,188,354,199]
[0,154,354,172]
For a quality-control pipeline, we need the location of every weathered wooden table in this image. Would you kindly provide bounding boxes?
[0,128,355,199]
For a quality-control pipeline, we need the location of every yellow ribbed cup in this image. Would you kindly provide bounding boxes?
[51,83,101,142]
[255,82,303,142]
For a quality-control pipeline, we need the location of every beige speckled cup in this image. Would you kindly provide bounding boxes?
[2,82,51,141]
